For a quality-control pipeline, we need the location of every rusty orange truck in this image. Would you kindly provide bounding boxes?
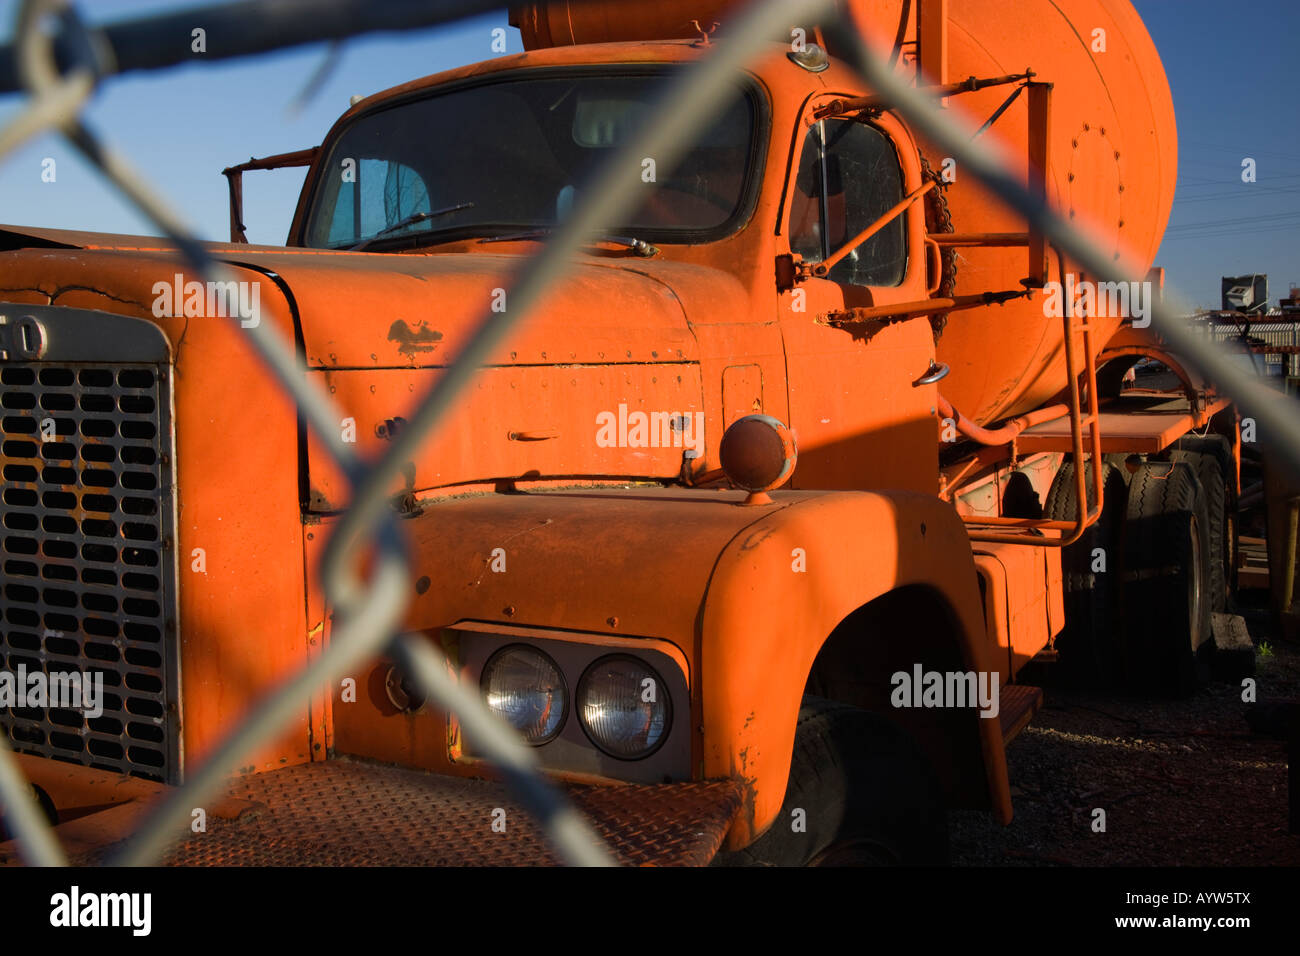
[0,0,1241,865]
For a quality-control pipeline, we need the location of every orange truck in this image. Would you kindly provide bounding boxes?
[0,0,1239,865]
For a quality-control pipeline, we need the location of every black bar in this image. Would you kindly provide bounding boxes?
[0,865,1280,940]
[0,0,508,94]
[1290,710,1299,835]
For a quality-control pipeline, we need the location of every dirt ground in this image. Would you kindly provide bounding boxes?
[950,599,1300,866]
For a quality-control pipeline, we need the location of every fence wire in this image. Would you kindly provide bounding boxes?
[819,19,1300,481]
[0,0,830,867]
[0,0,1294,869]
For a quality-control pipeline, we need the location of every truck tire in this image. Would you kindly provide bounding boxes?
[716,697,948,866]
[1172,435,1236,608]
[0,783,58,842]
[1120,461,1213,696]
[1044,460,1129,687]
[1103,452,1135,486]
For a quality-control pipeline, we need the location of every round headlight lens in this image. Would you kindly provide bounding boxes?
[577,656,671,759]
[480,645,567,744]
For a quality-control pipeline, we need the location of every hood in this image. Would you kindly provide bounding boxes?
[0,224,699,369]
[0,224,741,500]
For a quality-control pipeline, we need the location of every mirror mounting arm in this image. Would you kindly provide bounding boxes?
[811,178,935,279]
[221,146,319,244]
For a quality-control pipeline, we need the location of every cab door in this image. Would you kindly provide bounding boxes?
[777,98,940,492]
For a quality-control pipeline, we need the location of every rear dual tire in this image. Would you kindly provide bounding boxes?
[1048,451,1227,697]
[1120,460,1214,696]
[1172,435,1237,610]
[1045,460,1129,687]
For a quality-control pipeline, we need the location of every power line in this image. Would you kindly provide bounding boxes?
[1175,187,1300,204]
[1161,222,1300,241]
[1165,210,1300,232]
[1182,140,1300,164]
[1177,173,1300,190]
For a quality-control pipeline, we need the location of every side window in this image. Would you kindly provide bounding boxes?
[322,159,431,247]
[789,118,908,287]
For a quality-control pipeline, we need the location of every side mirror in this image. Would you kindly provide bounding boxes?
[222,147,319,243]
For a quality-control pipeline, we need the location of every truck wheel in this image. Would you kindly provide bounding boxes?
[1172,435,1236,608]
[0,783,58,842]
[1044,460,1129,687]
[717,698,948,866]
[1103,452,1135,486]
[1120,460,1213,696]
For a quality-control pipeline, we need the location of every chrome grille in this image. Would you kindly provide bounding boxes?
[0,361,179,782]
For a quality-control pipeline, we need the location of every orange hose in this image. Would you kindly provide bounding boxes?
[937,395,1070,446]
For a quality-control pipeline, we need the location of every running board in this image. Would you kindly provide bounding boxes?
[999,684,1043,745]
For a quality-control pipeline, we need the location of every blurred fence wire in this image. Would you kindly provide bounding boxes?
[0,0,829,867]
[0,0,1294,869]
[819,19,1300,481]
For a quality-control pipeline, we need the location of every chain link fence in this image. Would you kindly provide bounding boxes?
[0,0,1295,868]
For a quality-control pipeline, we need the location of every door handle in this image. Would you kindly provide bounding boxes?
[509,429,560,441]
[912,361,949,387]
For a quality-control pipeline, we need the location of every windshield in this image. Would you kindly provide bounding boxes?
[303,71,760,250]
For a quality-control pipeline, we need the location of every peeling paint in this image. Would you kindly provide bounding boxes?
[387,318,443,358]
[736,745,758,836]
[0,286,53,304]
[468,517,555,587]
[51,285,151,313]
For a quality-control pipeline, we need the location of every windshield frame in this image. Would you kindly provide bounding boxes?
[295,65,771,253]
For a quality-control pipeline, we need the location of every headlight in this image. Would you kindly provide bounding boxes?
[480,644,567,745]
[577,655,671,759]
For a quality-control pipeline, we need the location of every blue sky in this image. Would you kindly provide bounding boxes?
[0,0,520,246]
[1136,0,1300,309]
[0,0,1296,310]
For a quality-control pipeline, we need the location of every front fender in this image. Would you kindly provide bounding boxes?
[315,486,1009,841]
[700,490,1010,845]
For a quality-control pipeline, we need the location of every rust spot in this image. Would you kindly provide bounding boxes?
[387,319,443,357]
[735,746,758,835]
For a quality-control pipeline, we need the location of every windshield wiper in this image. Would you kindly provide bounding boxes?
[346,201,475,251]
[478,230,659,258]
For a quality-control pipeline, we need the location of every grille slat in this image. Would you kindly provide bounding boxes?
[1,361,178,783]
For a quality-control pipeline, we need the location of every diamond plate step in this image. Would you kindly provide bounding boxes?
[3,758,745,867]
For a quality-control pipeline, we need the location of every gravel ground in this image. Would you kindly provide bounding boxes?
[950,602,1300,866]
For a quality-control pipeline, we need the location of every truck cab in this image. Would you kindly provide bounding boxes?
[1,0,1227,867]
